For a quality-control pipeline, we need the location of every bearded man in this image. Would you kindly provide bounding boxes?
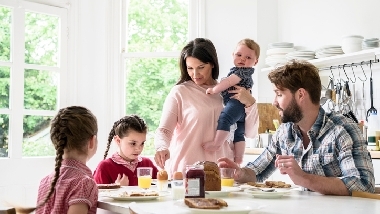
[218,60,374,196]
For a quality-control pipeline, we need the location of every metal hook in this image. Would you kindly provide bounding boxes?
[349,63,357,83]
[358,61,367,82]
[342,64,353,83]
[337,65,346,83]
[369,60,373,78]
[337,65,341,84]
[329,66,335,80]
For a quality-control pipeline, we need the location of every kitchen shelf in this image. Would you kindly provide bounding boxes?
[261,47,380,73]
[245,148,380,159]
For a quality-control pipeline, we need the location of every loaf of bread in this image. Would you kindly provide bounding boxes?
[184,198,228,209]
[195,161,221,191]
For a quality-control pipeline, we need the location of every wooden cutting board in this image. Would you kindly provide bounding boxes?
[257,103,281,134]
[352,191,380,200]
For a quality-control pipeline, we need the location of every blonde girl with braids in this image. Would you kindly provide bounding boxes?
[93,115,158,186]
[16,106,99,214]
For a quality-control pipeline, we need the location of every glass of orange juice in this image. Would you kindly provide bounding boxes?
[220,168,235,187]
[137,167,152,190]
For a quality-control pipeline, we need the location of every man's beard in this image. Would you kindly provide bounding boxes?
[276,96,303,123]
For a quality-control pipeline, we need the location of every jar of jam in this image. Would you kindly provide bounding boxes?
[185,164,205,198]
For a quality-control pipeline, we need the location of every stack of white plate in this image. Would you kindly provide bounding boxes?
[285,50,315,60]
[315,45,344,58]
[268,42,294,49]
[362,38,379,50]
[341,35,363,54]
[266,42,294,67]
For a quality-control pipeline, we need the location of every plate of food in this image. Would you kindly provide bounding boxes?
[239,180,295,190]
[97,183,121,192]
[176,198,259,214]
[104,190,168,201]
[205,187,240,197]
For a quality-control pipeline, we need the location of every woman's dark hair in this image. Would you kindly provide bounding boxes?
[17,106,98,213]
[268,60,321,104]
[103,114,148,159]
[177,38,219,85]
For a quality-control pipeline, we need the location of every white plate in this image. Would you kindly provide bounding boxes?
[98,188,121,192]
[244,188,291,199]
[105,195,161,201]
[175,200,260,214]
[238,183,297,191]
[104,191,169,201]
[205,187,240,197]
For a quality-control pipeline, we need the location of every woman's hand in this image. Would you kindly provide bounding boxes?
[206,88,214,94]
[154,148,170,169]
[229,85,256,107]
[115,173,129,186]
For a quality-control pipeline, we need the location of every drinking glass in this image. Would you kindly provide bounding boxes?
[171,180,185,200]
[137,167,152,190]
[220,168,236,187]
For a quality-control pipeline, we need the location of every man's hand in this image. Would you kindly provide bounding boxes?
[276,154,306,185]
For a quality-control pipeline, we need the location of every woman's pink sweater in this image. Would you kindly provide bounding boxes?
[154,81,259,177]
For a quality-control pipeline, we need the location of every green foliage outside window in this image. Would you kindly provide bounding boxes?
[126,0,188,155]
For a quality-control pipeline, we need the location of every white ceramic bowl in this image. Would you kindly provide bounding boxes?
[341,44,362,54]
[342,38,363,45]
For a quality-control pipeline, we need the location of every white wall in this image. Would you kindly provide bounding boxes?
[1,0,380,208]
[259,0,380,108]
[275,0,380,122]
[204,0,278,99]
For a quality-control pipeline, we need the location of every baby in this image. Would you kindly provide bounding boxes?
[204,38,260,164]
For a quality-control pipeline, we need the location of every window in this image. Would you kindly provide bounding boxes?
[123,0,200,155]
[0,0,67,158]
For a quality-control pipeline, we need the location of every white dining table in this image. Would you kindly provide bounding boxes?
[97,186,380,214]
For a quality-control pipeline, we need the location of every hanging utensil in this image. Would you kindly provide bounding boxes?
[366,62,377,121]
[350,64,358,117]
[358,62,367,120]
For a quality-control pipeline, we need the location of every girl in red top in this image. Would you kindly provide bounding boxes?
[16,106,99,214]
[93,114,158,186]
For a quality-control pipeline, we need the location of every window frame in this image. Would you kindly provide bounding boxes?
[0,0,68,159]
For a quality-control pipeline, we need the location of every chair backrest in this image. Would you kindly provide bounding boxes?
[0,207,16,214]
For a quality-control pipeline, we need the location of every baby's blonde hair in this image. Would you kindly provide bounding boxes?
[237,38,260,59]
